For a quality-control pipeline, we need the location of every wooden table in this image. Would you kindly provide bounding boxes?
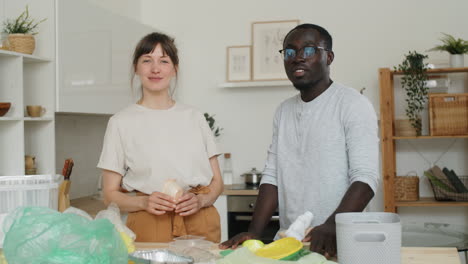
[135,243,461,264]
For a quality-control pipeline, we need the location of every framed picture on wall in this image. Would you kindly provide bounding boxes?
[252,20,299,81]
[226,45,251,82]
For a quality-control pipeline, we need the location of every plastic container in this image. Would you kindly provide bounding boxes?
[170,235,213,250]
[129,249,194,264]
[336,212,401,264]
[0,174,62,214]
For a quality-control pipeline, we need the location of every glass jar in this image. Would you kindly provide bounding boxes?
[0,33,10,50]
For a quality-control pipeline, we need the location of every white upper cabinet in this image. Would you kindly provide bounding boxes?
[57,0,155,114]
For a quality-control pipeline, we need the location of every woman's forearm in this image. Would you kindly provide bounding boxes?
[198,156,224,208]
[102,169,147,213]
[104,189,147,212]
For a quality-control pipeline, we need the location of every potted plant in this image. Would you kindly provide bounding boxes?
[2,5,46,54]
[394,51,429,136]
[429,33,468,68]
[204,112,223,137]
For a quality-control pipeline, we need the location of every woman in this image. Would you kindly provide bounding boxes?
[97,32,223,243]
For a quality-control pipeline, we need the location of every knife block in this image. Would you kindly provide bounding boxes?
[58,180,71,212]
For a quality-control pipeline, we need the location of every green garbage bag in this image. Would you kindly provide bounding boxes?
[2,207,128,264]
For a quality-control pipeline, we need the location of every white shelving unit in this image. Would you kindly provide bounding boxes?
[0,0,56,176]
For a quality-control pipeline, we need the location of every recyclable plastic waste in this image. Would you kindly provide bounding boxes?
[2,206,128,264]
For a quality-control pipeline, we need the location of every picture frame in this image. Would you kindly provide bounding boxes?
[226,45,252,82]
[252,20,299,81]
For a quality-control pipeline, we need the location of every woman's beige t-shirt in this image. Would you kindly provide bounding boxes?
[97,103,220,194]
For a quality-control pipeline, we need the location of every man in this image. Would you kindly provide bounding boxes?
[219,24,379,257]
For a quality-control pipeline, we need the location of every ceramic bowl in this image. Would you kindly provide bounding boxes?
[0,102,11,117]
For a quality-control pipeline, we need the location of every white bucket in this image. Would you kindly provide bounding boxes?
[336,212,401,264]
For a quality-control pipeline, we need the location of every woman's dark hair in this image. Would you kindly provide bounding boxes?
[283,23,333,51]
[131,32,179,95]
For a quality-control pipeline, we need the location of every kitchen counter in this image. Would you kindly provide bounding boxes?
[223,184,259,195]
[134,242,461,264]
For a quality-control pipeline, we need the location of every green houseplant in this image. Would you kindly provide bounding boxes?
[2,5,46,54]
[429,33,468,67]
[394,51,429,135]
[204,113,223,137]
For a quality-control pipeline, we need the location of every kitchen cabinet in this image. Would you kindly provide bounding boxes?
[56,0,155,114]
[379,67,468,213]
[0,0,56,176]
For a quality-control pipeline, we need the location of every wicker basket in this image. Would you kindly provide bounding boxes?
[429,93,468,136]
[8,34,35,54]
[394,119,417,137]
[429,175,468,201]
[394,176,419,201]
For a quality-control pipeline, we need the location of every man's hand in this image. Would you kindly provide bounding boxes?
[145,191,176,215]
[175,192,202,216]
[303,222,337,258]
[218,232,258,249]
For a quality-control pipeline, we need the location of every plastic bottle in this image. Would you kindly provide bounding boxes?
[285,211,314,241]
[223,153,233,185]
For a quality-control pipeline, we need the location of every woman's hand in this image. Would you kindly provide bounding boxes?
[175,192,202,216]
[145,191,176,215]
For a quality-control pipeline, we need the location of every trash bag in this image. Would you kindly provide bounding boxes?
[2,206,127,264]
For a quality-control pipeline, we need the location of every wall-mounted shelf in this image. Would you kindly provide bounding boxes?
[23,117,54,121]
[0,117,22,121]
[219,80,292,88]
[0,49,51,63]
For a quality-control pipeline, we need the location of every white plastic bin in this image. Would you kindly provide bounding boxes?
[0,174,62,214]
[336,212,401,264]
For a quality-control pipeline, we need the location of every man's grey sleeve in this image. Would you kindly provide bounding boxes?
[260,108,280,186]
[344,97,380,193]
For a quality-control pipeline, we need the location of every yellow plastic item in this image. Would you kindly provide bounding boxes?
[255,237,303,260]
[120,231,136,253]
[242,239,265,252]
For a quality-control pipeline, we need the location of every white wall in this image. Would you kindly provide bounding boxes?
[55,114,110,199]
[138,0,468,222]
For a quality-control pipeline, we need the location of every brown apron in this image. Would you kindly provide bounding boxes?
[126,186,221,243]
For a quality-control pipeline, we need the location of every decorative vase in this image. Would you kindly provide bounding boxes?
[449,54,464,68]
[8,33,35,54]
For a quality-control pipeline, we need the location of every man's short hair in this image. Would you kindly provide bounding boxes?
[283,24,333,51]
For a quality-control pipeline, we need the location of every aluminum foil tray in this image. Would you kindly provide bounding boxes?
[129,249,194,264]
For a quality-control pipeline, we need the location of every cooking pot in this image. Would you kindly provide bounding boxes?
[241,168,263,185]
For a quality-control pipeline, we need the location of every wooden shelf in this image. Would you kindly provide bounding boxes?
[392,67,468,75]
[396,197,468,207]
[393,135,468,140]
[219,80,292,88]
[379,67,468,213]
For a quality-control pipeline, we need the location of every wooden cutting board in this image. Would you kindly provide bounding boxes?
[135,243,461,264]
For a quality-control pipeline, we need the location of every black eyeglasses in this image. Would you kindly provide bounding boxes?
[278,46,329,61]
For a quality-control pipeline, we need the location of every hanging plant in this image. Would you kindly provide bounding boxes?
[394,51,429,135]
